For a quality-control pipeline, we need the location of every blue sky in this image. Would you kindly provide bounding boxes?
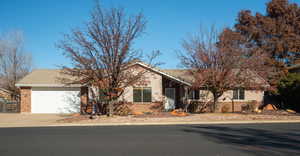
[1,0,291,69]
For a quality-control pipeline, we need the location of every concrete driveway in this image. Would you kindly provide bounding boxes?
[0,113,66,127]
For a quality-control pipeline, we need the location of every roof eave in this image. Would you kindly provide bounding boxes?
[15,83,82,87]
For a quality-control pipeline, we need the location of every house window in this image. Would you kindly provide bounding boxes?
[133,87,152,102]
[233,88,245,100]
[188,90,199,100]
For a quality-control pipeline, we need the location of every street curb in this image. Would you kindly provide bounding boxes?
[1,120,300,128]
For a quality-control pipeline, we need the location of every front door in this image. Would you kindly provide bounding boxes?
[165,88,175,110]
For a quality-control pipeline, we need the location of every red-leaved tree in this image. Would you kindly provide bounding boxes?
[226,0,300,89]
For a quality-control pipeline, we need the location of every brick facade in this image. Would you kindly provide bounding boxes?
[80,87,89,114]
[20,87,31,113]
[217,101,261,113]
[130,101,261,113]
[130,102,163,113]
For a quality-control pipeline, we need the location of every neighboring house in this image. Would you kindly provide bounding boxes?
[0,88,19,112]
[16,62,266,114]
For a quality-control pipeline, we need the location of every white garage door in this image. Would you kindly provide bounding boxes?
[31,87,81,113]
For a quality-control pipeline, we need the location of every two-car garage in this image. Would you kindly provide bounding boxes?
[16,69,86,114]
[31,87,80,113]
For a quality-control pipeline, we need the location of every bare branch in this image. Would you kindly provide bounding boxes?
[0,31,32,99]
[179,25,270,112]
[57,2,158,116]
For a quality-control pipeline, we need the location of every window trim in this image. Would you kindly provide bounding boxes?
[133,87,152,103]
[233,88,245,100]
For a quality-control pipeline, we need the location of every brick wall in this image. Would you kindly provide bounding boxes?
[130,101,262,113]
[20,87,31,113]
[130,102,163,113]
[218,101,261,113]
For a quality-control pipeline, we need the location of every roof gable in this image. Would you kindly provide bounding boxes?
[134,62,192,86]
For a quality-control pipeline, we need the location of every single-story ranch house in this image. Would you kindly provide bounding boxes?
[16,62,266,114]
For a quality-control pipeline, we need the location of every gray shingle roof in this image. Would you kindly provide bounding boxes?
[16,69,80,87]
[16,65,267,87]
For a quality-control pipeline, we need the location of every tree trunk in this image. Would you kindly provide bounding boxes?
[212,96,219,113]
[212,99,216,113]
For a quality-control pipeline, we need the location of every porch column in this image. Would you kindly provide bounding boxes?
[184,86,189,102]
[80,87,89,114]
[183,86,189,111]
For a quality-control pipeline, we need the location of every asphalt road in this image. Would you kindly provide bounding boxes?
[0,123,299,156]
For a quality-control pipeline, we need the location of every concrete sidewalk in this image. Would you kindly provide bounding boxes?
[0,113,300,128]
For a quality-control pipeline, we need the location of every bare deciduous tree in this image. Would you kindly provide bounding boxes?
[0,31,32,100]
[58,2,159,116]
[180,26,270,112]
